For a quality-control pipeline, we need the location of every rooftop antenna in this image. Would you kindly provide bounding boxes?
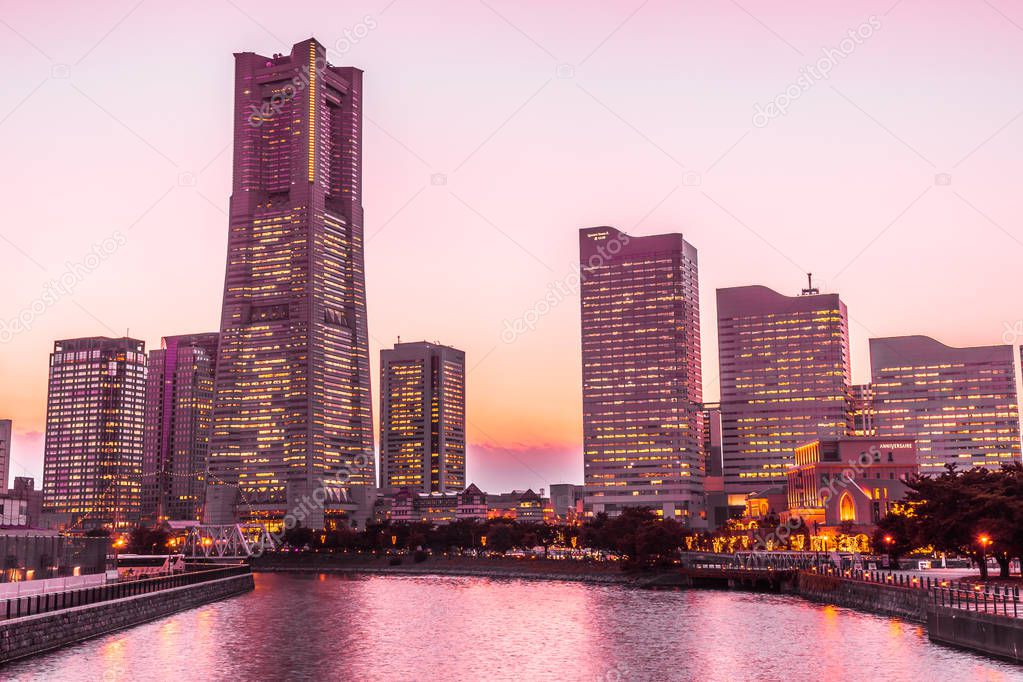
[801,272,819,296]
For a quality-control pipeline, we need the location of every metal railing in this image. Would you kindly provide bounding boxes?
[0,564,249,622]
[932,585,1020,618]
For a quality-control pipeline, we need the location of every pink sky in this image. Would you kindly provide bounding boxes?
[1,0,1021,493]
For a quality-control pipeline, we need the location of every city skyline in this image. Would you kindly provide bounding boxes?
[3,2,1023,494]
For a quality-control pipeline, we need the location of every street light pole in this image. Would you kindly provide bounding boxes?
[979,534,991,580]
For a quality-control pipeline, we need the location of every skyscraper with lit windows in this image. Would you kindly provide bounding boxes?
[717,285,852,495]
[42,337,148,529]
[579,226,703,522]
[207,38,375,529]
[379,342,466,494]
[870,336,1021,474]
[142,333,219,522]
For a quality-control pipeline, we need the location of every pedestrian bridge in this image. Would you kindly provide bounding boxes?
[169,522,277,559]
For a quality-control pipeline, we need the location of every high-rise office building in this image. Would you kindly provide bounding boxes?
[870,336,1021,473]
[207,39,375,530]
[379,341,466,494]
[0,419,10,493]
[42,337,147,529]
[142,333,219,522]
[579,226,703,521]
[717,284,852,494]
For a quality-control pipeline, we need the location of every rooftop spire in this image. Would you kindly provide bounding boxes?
[800,272,819,296]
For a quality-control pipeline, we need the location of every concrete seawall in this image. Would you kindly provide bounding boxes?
[793,572,929,623]
[928,606,1023,663]
[0,572,254,664]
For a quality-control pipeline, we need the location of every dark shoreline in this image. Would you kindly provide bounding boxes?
[251,556,648,585]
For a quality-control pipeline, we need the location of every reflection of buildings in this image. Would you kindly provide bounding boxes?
[580,226,704,521]
[379,342,465,495]
[207,38,375,530]
[869,336,1021,474]
[42,337,147,530]
[785,437,917,546]
[717,285,852,495]
[143,333,219,523]
[0,531,107,583]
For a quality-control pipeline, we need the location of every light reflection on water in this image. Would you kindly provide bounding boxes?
[5,572,1019,681]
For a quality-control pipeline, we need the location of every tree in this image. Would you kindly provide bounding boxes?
[283,524,315,550]
[872,509,915,569]
[895,464,1023,579]
[127,525,171,554]
[485,523,515,554]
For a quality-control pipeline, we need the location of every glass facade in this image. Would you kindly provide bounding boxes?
[379,342,466,494]
[580,226,703,521]
[42,337,148,529]
[717,285,852,494]
[869,336,1021,474]
[142,333,219,522]
[207,39,374,528]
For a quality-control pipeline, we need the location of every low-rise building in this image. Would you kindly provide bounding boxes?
[744,485,787,522]
[382,484,489,525]
[785,437,917,549]
[486,489,549,523]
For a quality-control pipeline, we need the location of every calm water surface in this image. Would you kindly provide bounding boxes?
[5,572,1020,681]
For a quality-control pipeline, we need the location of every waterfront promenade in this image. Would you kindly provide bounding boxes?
[0,564,253,664]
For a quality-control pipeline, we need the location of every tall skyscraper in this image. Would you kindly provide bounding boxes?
[717,284,851,495]
[579,226,703,521]
[42,337,147,529]
[0,419,10,493]
[870,336,1021,473]
[142,333,219,522]
[379,341,466,494]
[207,39,375,530]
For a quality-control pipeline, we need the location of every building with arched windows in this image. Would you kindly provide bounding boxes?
[785,437,917,542]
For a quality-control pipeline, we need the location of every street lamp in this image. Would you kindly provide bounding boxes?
[113,537,125,573]
[882,534,894,569]
[979,534,992,577]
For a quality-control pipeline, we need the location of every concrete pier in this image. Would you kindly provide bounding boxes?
[0,566,253,664]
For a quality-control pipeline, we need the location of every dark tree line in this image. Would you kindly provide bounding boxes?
[280,507,686,568]
[874,463,1023,579]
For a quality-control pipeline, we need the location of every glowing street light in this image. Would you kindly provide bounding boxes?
[978,534,992,579]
